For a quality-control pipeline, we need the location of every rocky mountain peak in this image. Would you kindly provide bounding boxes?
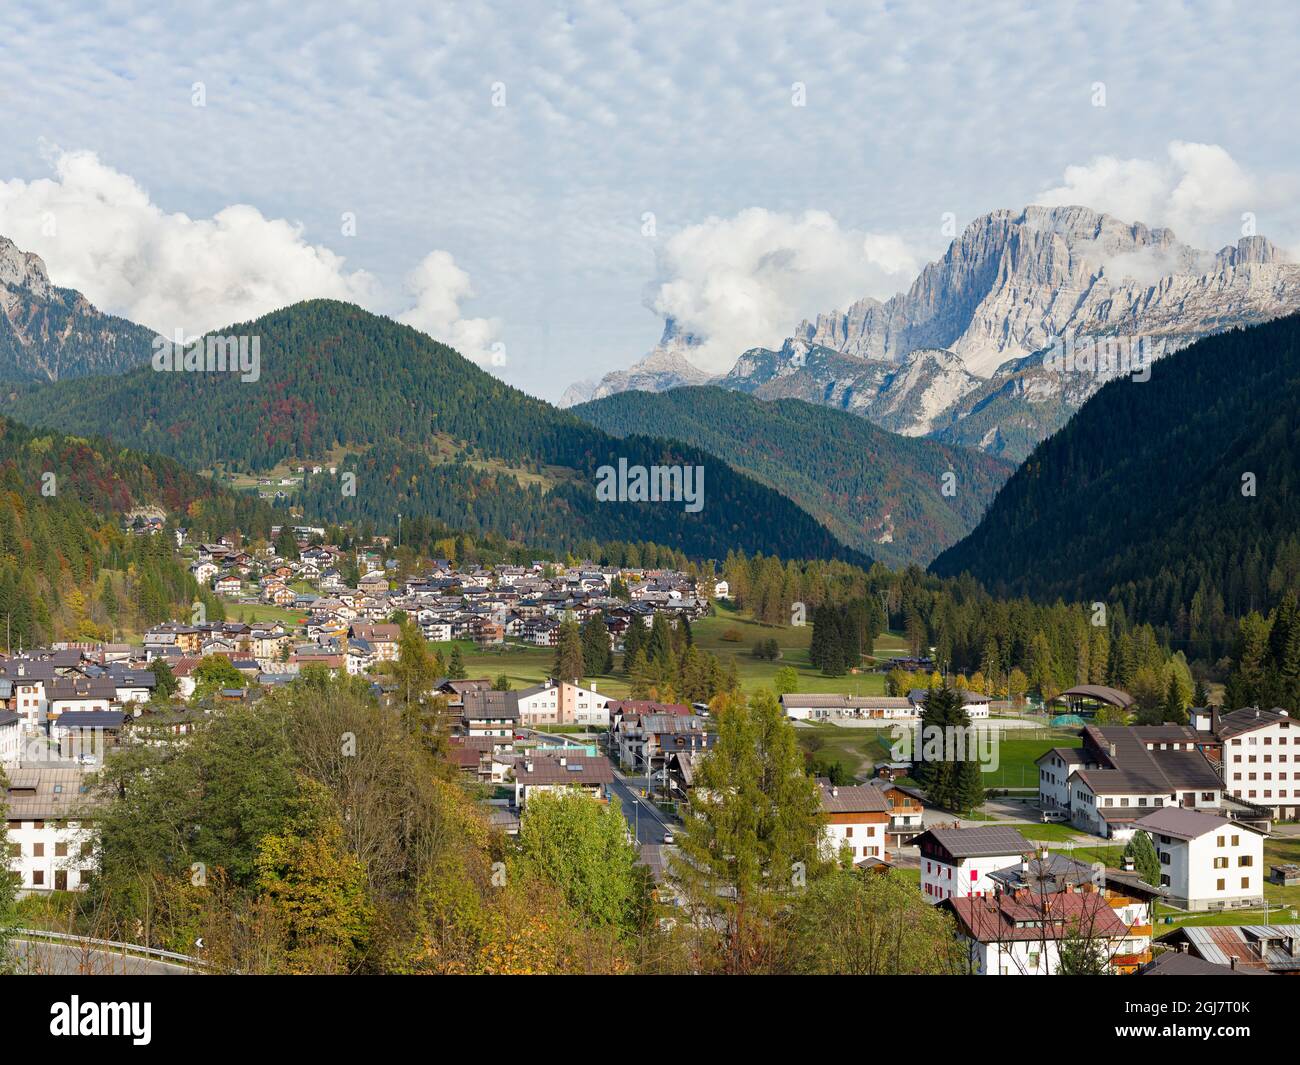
[0,235,52,300]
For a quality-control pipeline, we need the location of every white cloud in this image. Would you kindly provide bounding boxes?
[0,147,501,362]
[1034,141,1260,250]
[646,208,918,372]
[397,251,503,365]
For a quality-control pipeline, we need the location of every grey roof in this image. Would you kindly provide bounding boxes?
[1218,706,1295,739]
[3,766,105,819]
[988,852,1095,892]
[54,710,126,728]
[915,825,1029,859]
[1135,806,1265,841]
[1075,725,1222,795]
[462,690,520,721]
[1137,951,1258,976]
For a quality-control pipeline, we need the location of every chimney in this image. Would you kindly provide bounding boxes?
[525,761,533,773]
[831,787,838,797]
[559,757,567,767]
[1108,743,1117,757]
[1123,855,1135,872]
[1229,956,1238,970]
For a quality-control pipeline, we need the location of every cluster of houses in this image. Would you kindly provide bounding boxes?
[191,535,715,651]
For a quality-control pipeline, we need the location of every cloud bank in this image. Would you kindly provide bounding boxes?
[0,148,503,363]
[646,208,918,372]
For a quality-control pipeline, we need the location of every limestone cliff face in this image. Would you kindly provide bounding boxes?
[794,206,1298,378]
[0,235,157,382]
[565,206,1300,457]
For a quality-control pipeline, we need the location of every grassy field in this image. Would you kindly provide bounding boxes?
[439,601,908,699]
[795,721,1082,787]
[222,602,312,627]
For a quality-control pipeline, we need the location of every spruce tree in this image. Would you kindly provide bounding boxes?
[553,615,585,683]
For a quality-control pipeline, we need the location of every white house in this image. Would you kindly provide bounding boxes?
[915,825,1029,903]
[1134,807,1266,912]
[943,890,1133,975]
[780,693,916,722]
[0,662,54,727]
[1037,725,1225,840]
[515,680,611,728]
[815,779,890,864]
[1214,706,1300,819]
[0,710,21,766]
[3,766,102,893]
[513,752,614,807]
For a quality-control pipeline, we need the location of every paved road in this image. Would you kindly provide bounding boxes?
[609,768,675,846]
[12,939,198,975]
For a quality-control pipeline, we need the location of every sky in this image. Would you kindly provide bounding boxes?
[1,0,1298,400]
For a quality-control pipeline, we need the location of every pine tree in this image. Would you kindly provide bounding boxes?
[553,615,585,683]
[448,645,467,680]
[1123,830,1161,886]
[580,614,613,677]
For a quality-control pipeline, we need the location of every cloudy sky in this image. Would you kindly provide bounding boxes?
[2,0,1298,399]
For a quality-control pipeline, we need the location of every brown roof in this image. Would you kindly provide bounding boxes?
[816,778,889,814]
[516,752,614,786]
[3,767,106,820]
[944,891,1128,943]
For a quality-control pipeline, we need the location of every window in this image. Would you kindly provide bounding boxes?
[1239,855,1253,867]
[1242,877,1251,890]
[1217,878,1226,890]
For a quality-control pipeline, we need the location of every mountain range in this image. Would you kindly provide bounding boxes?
[573,386,1013,566]
[931,310,1300,660]
[565,206,1300,461]
[0,298,869,565]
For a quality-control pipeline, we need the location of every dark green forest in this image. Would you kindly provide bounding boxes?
[2,300,866,565]
[932,312,1300,665]
[573,385,1013,566]
[0,414,272,645]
